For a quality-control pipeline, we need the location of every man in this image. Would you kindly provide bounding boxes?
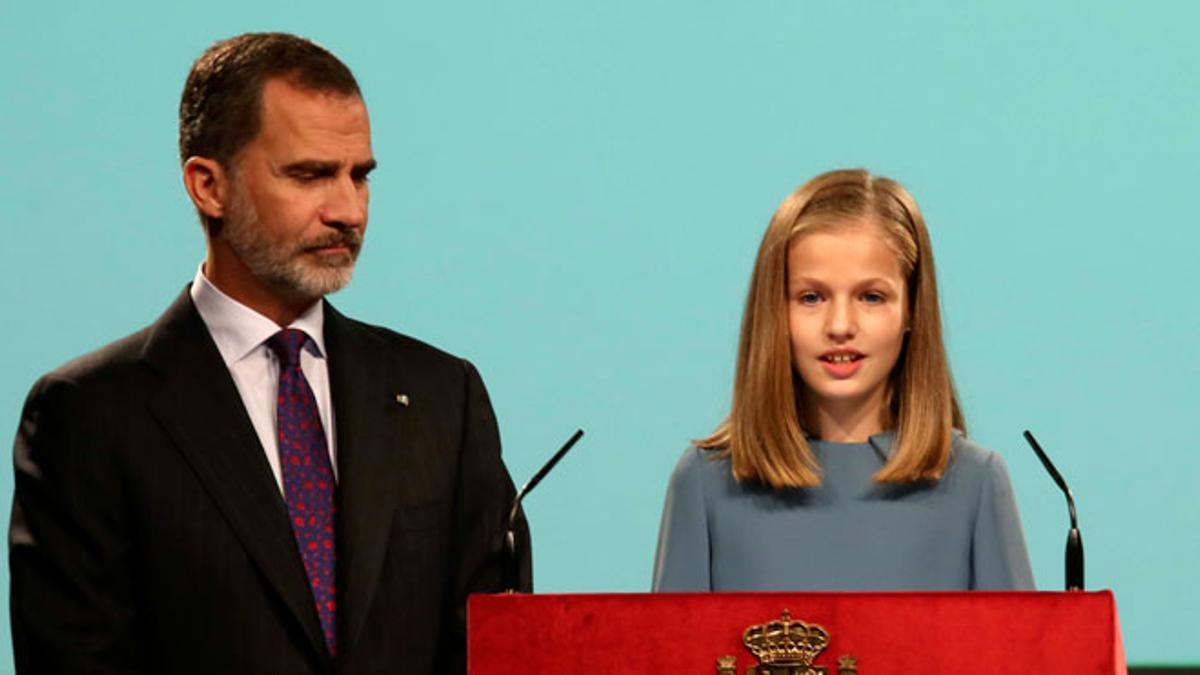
[9,32,529,674]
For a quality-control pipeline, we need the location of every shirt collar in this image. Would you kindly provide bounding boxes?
[190,264,327,367]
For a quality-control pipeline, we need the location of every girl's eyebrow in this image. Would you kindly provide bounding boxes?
[854,276,900,289]
[787,275,900,289]
[786,276,829,289]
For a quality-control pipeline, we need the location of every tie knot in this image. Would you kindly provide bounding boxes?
[267,329,309,368]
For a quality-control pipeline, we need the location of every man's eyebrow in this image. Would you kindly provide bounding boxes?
[276,159,377,179]
[352,159,377,177]
[278,160,339,176]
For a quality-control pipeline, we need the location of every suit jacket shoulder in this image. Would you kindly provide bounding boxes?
[327,307,483,388]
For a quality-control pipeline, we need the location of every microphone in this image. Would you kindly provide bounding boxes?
[1022,430,1083,591]
[503,429,585,593]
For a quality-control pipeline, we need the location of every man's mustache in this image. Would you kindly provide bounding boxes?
[300,230,363,253]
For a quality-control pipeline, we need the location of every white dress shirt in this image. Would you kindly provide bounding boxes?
[189,266,338,493]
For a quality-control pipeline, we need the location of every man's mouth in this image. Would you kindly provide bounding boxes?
[304,233,361,256]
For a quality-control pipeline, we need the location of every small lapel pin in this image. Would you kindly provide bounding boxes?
[394,393,410,407]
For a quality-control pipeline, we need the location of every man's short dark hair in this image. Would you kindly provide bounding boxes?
[179,32,361,167]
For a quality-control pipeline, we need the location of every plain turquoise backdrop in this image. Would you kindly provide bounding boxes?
[2,0,1197,668]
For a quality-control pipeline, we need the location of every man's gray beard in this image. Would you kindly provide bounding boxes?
[221,197,362,302]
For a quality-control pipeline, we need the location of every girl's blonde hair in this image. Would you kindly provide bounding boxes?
[698,169,964,489]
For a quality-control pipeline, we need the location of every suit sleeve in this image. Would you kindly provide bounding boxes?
[439,360,530,673]
[9,375,142,674]
[970,451,1036,590]
[651,447,712,592]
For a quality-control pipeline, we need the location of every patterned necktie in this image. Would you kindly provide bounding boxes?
[267,329,338,656]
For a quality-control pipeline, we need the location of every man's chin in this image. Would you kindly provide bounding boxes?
[271,264,355,301]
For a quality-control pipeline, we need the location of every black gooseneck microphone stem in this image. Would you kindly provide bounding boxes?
[503,429,584,593]
[1023,430,1084,591]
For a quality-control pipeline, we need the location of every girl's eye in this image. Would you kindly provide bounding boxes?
[796,291,822,305]
[861,291,886,304]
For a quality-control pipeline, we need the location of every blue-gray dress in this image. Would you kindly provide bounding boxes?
[652,432,1035,591]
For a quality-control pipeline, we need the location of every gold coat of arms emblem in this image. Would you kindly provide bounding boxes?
[716,610,858,675]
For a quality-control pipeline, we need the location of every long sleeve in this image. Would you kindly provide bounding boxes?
[651,447,711,592]
[970,451,1036,590]
[10,375,142,674]
[440,359,529,674]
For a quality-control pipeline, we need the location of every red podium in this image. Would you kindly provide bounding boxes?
[469,591,1126,673]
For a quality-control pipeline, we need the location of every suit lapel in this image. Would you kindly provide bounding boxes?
[140,290,331,663]
[324,305,409,658]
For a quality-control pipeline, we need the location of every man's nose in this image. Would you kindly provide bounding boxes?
[320,176,367,230]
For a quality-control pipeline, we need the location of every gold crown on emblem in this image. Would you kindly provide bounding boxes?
[742,609,829,666]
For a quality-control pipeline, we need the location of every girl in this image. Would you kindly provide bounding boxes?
[653,169,1034,591]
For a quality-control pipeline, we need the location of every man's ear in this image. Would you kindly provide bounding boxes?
[182,156,230,220]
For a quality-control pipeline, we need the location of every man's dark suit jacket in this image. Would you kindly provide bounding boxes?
[9,289,531,674]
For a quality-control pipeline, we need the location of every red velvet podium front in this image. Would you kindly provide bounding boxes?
[469,591,1126,673]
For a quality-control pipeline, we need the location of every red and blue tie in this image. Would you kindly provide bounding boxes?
[267,329,338,655]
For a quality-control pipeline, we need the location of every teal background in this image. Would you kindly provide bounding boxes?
[2,0,1197,667]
